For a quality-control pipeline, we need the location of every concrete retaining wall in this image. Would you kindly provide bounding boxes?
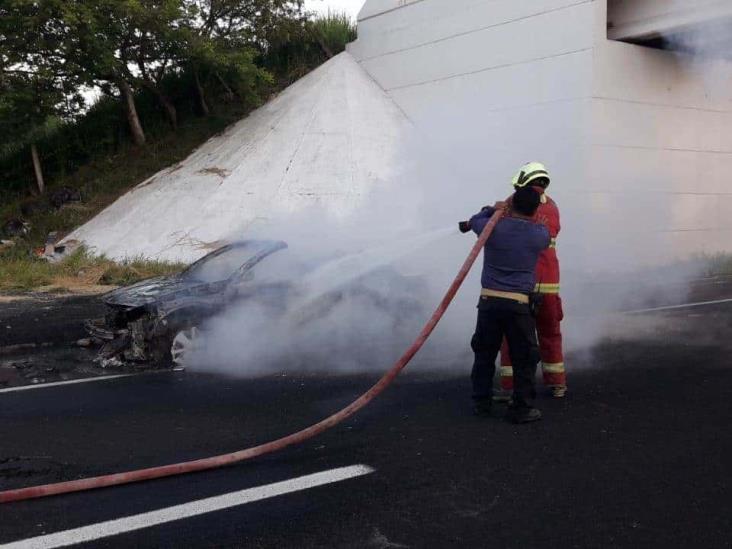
[350,0,732,269]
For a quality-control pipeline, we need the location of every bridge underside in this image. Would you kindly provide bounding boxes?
[608,0,732,57]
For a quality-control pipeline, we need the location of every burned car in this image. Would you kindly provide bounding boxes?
[87,240,288,366]
[87,240,427,368]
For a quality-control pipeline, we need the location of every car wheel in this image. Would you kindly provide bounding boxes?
[170,326,200,368]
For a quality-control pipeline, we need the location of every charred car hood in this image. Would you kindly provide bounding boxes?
[103,276,212,309]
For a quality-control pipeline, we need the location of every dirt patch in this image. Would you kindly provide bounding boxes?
[197,166,230,178]
[33,283,116,295]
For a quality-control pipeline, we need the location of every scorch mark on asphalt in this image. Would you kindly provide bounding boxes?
[0,465,375,549]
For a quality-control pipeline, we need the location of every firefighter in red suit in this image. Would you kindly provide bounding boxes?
[499,162,566,398]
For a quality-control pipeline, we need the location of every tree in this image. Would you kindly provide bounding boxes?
[0,1,150,147]
[178,1,304,114]
[56,0,151,146]
[0,0,84,194]
[125,0,188,127]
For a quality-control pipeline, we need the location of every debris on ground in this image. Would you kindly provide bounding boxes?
[2,218,30,238]
[1,347,110,387]
[49,186,82,210]
[0,294,155,388]
[94,356,124,369]
[36,231,82,263]
[3,358,32,370]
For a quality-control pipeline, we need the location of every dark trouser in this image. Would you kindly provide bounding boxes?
[470,296,540,408]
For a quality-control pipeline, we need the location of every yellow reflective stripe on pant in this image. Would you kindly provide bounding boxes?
[542,362,565,374]
[500,366,513,376]
[534,283,560,294]
[549,238,556,249]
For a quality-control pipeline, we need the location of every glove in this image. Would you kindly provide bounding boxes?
[458,221,471,234]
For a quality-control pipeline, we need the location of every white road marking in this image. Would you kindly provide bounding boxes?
[0,465,375,549]
[624,297,732,315]
[0,375,135,394]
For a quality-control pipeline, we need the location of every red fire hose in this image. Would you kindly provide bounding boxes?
[0,211,503,504]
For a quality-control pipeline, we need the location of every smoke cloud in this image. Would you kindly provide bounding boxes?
[188,21,732,378]
[187,127,493,377]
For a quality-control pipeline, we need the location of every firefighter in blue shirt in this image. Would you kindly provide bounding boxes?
[459,186,550,423]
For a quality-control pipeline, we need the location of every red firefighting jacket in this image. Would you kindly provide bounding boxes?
[532,187,560,294]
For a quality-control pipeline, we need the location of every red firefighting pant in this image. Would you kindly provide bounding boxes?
[500,294,565,389]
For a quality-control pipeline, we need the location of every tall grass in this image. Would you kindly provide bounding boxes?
[0,247,184,292]
[311,11,357,56]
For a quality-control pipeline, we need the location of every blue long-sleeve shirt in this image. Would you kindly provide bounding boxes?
[470,207,550,294]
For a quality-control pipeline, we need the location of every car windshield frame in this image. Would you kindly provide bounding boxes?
[181,241,287,284]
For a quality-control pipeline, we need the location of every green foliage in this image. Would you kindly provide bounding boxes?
[262,11,356,85]
[0,256,57,290]
[1,4,348,203]
[310,11,357,57]
[0,0,85,157]
[98,256,185,286]
[0,0,317,194]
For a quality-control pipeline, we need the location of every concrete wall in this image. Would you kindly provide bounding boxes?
[351,0,732,270]
[65,54,412,261]
[349,1,596,245]
[587,0,732,267]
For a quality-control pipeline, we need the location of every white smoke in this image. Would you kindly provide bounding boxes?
[187,132,485,377]
[187,12,732,378]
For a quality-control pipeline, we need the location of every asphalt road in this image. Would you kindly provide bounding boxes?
[1,305,731,548]
[0,294,107,349]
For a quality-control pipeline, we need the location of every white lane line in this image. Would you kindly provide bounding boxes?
[0,465,375,549]
[624,297,732,315]
[0,375,136,394]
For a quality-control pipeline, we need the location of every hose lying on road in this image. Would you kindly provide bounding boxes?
[0,211,503,504]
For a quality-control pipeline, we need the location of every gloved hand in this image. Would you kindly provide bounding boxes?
[458,221,471,233]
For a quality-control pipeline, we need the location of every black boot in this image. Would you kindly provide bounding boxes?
[473,398,493,417]
[507,404,542,424]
